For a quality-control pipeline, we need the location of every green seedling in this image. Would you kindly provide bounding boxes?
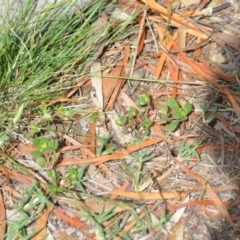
[57,105,76,118]
[63,166,88,192]
[159,102,169,124]
[136,93,151,106]
[167,98,192,131]
[31,136,58,167]
[178,139,203,160]
[83,207,118,238]
[6,183,53,239]
[123,151,155,190]
[39,103,53,122]
[0,102,26,146]
[140,119,153,136]
[132,204,171,232]
[200,102,218,124]
[90,114,99,123]
[115,115,128,127]
[128,106,138,118]
[46,170,64,196]
[116,94,153,136]
[96,135,117,156]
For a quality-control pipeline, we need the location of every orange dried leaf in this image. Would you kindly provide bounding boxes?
[103,65,123,109]
[143,0,211,35]
[0,190,6,240]
[137,18,146,54]
[110,181,130,199]
[57,137,163,166]
[32,206,53,240]
[53,209,88,233]
[223,87,240,118]
[171,156,234,226]
[112,191,187,200]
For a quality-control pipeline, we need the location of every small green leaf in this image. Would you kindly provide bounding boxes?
[159,117,168,124]
[137,94,150,106]
[40,103,47,114]
[167,98,181,112]
[184,101,192,115]
[90,115,98,123]
[31,150,43,158]
[143,128,150,136]
[140,119,153,129]
[33,137,47,150]
[48,139,58,151]
[101,146,116,155]
[115,116,128,126]
[128,107,138,117]
[37,157,47,168]
[41,113,53,121]
[172,111,183,120]
[13,102,25,125]
[62,109,75,117]
[159,102,168,115]
[167,120,180,131]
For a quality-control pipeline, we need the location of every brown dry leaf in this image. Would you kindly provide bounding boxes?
[9,170,34,185]
[165,220,184,240]
[2,186,22,199]
[176,27,186,49]
[32,206,54,240]
[165,196,189,233]
[103,65,123,109]
[213,33,240,51]
[106,44,130,110]
[112,191,187,200]
[215,114,240,134]
[0,190,6,240]
[153,23,178,79]
[61,198,131,214]
[143,0,211,35]
[57,137,163,166]
[18,144,36,154]
[171,156,234,226]
[223,87,240,118]
[53,209,89,233]
[91,61,103,109]
[120,90,141,110]
[62,134,95,158]
[107,110,134,145]
[87,164,115,191]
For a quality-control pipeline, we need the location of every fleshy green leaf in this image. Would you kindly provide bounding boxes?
[31,150,43,158]
[115,116,128,126]
[33,137,47,150]
[129,107,138,117]
[37,157,47,168]
[140,119,153,129]
[159,102,168,115]
[62,109,75,117]
[137,94,150,106]
[167,98,180,112]
[90,115,98,123]
[167,120,180,131]
[172,111,183,120]
[48,139,58,151]
[159,117,168,124]
[184,101,192,115]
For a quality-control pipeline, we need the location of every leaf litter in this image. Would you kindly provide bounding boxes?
[1,0,240,239]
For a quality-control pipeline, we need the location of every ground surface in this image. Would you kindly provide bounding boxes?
[0,0,240,239]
